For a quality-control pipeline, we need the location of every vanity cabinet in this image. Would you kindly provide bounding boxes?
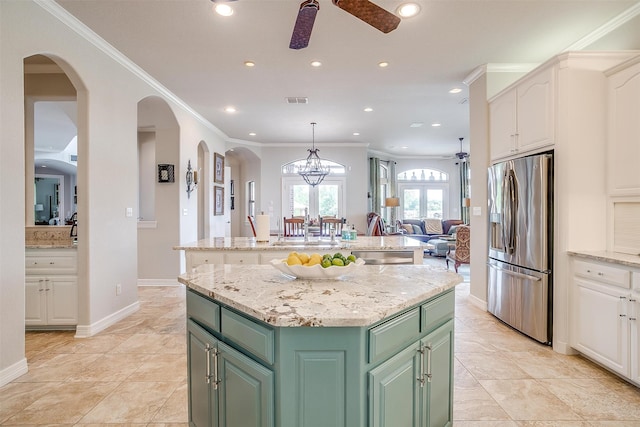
[607,56,640,196]
[25,248,77,327]
[186,286,455,427]
[571,258,639,385]
[489,65,555,161]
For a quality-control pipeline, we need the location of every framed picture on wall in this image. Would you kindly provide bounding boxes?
[214,153,224,184]
[157,164,175,183]
[214,186,224,216]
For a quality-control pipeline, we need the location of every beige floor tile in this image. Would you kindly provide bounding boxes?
[0,381,60,422]
[456,352,532,380]
[455,331,500,353]
[151,381,189,423]
[13,352,102,383]
[505,349,593,380]
[4,381,119,424]
[516,422,592,426]
[480,379,582,421]
[453,422,519,427]
[67,353,151,382]
[109,333,184,355]
[453,382,512,421]
[126,353,187,382]
[538,377,640,421]
[79,381,180,423]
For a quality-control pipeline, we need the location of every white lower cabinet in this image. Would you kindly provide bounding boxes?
[571,259,638,385]
[25,248,78,327]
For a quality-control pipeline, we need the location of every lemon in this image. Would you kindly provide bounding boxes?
[298,252,310,264]
[307,257,321,266]
[286,254,302,266]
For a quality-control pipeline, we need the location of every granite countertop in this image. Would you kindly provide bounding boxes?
[179,263,462,327]
[568,250,640,268]
[174,235,428,251]
[26,243,77,249]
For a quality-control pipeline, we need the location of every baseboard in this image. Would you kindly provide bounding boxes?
[74,300,140,338]
[137,278,181,287]
[0,357,28,387]
[467,293,487,311]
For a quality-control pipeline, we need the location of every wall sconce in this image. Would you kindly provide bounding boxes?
[186,160,198,198]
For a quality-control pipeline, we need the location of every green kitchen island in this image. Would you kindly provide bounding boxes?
[179,263,462,427]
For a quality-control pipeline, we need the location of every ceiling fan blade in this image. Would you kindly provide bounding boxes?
[332,0,400,34]
[290,0,320,50]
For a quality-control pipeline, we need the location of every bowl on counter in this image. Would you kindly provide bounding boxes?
[270,257,365,279]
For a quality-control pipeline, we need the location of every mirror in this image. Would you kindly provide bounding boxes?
[34,175,65,225]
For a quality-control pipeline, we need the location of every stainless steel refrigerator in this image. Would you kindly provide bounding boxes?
[487,152,553,344]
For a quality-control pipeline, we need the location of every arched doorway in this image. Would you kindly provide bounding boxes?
[137,96,181,283]
[225,147,261,237]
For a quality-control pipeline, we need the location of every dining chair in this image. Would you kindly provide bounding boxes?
[445,225,470,272]
[319,217,345,236]
[283,217,305,237]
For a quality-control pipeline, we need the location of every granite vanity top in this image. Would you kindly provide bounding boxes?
[178,263,462,327]
[568,250,640,268]
[174,235,428,252]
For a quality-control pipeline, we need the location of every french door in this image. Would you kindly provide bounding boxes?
[282,177,346,220]
[399,184,447,219]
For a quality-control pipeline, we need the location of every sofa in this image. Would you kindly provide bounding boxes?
[398,218,465,256]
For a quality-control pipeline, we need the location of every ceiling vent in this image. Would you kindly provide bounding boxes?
[286,97,309,104]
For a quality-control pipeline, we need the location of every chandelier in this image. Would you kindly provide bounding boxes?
[298,122,329,186]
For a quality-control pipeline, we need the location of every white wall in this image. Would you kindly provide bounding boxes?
[0,0,227,386]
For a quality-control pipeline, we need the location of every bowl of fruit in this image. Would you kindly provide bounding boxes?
[270,251,365,279]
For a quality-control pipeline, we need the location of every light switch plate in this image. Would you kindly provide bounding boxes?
[183,208,188,216]
[472,206,482,216]
[126,207,133,217]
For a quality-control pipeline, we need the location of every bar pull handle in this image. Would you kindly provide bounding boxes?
[205,344,213,384]
[212,348,221,390]
[425,343,433,383]
[416,345,425,388]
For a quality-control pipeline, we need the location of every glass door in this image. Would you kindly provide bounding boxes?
[283,177,345,220]
[399,185,445,219]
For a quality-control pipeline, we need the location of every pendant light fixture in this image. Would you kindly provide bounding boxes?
[298,122,329,186]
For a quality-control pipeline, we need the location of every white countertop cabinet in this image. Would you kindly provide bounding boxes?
[489,65,555,161]
[570,252,640,386]
[25,248,78,328]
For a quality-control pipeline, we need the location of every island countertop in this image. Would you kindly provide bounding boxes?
[174,235,428,251]
[178,263,462,327]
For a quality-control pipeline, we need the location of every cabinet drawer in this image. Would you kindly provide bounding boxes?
[221,307,274,364]
[224,252,260,264]
[187,290,220,333]
[421,290,455,333]
[25,253,77,275]
[574,260,630,288]
[189,252,224,267]
[368,307,420,364]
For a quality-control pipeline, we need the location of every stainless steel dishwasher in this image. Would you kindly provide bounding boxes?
[351,250,415,265]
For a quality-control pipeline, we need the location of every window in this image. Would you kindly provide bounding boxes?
[398,169,449,219]
[281,159,347,221]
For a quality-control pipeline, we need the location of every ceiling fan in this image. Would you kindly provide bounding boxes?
[454,137,469,160]
[289,0,401,49]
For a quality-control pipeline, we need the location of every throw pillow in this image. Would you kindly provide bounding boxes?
[424,218,443,234]
[412,224,423,234]
[402,224,413,234]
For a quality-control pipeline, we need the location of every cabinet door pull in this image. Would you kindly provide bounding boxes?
[425,343,433,383]
[212,348,221,390]
[38,278,45,292]
[416,346,425,387]
[205,344,213,384]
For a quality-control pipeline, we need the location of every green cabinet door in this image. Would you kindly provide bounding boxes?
[187,319,218,427]
[422,320,454,427]
[368,342,421,427]
[218,341,274,427]
[187,320,274,427]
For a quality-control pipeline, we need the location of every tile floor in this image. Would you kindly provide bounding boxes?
[2,263,640,426]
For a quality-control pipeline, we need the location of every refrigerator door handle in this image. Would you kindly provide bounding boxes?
[488,263,542,282]
[503,169,518,254]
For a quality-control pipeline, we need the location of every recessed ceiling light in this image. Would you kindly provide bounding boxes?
[214,4,234,16]
[224,106,236,113]
[353,132,360,136]
[244,61,255,67]
[310,61,322,67]
[401,146,409,149]
[410,122,424,128]
[249,132,256,136]
[397,2,420,18]
[378,61,389,68]
[449,88,462,94]
[431,123,441,127]
[364,107,373,112]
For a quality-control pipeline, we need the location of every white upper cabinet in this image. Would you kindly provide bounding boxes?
[608,57,640,196]
[490,65,555,161]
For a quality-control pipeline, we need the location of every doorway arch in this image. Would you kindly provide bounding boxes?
[137,96,182,283]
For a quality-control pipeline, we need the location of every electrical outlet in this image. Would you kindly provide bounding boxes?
[116,283,122,296]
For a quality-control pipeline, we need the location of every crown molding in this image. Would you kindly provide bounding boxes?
[34,0,227,141]
[564,2,640,51]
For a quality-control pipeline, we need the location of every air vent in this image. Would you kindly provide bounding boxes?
[459,97,468,105]
[286,97,308,104]
[70,154,78,162]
